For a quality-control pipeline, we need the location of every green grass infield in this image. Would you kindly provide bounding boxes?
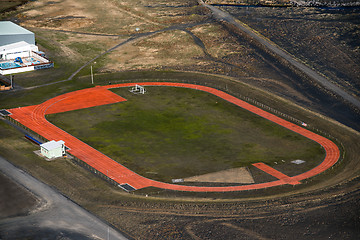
[47,86,325,183]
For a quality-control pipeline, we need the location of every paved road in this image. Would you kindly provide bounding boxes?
[0,156,130,240]
[198,0,360,109]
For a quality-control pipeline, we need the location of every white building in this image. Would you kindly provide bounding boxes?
[0,41,38,61]
[0,21,53,75]
[40,140,65,159]
[0,21,35,46]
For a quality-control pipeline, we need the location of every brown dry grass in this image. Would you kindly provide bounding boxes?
[19,0,201,33]
[4,0,293,86]
[102,30,204,71]
[10,0,213,75]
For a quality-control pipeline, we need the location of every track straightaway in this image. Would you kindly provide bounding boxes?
[7,83,340,192]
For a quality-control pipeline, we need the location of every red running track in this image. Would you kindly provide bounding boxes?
[7,83,340,192]
[252,163,301,185]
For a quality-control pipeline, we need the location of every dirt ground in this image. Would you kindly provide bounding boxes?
[184,167,255,184]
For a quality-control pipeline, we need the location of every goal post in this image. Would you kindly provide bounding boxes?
[130,84,146,94]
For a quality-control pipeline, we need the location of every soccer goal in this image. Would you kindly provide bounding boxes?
[129,84,146,94]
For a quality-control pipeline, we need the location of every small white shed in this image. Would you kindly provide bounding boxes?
[40,140,65,159]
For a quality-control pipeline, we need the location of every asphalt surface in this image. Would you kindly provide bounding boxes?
[0,156,130,240]
[198,0,360,110]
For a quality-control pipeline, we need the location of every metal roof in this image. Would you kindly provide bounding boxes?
[0,41,33,51]
[40,140,65,151]
[0,21,34,35]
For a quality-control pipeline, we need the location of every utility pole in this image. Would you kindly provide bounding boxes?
[91,65,94,84]
[10,75,13,89]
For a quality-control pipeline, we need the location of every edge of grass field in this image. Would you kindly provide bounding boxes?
[1,71,357,201]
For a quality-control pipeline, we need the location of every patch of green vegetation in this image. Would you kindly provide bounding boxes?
[54,32,70,42]
[35,37,59,53]
[47,86,325,182]
[68,42,105,59]
[0,0,24,14]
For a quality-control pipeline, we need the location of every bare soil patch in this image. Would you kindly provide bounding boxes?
[184,167,255,183]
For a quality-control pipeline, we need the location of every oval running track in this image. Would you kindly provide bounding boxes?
[7,82,340,192]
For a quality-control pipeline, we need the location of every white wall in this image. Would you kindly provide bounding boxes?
[0,42,38,60]
[4,50,31,60]
[41,146,64,159]
[0,66,34,75]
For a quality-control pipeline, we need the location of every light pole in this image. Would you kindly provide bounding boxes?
[91,62,97,84]
[91,65,94,84]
